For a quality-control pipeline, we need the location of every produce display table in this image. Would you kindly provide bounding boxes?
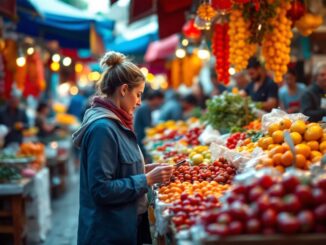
[0,178,33,245]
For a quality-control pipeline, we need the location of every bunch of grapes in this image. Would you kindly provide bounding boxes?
[212,22,230,85]
[229,9,257,72]
[262,2,293,83]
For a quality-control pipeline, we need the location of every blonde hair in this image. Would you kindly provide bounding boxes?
[97,51,145,96]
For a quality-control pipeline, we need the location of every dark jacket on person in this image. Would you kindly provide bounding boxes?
[73,107,148,245]
[0,105,28,146]
[300,83,326,122]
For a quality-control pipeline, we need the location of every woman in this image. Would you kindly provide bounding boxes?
[72,51,174,245]
[279,68,306,113]
[35,102,59,142]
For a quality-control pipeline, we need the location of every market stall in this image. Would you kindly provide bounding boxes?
[144,89,326,244]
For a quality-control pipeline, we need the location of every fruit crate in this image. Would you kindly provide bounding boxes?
[199,234,326,245]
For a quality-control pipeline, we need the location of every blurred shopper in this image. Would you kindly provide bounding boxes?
[279,68,306,113]
[180,93,201,119]
[210,70,227,96]
[134,88,164,162]
[67,89,87,121]
[159,89,183,121]
[228,71,250,93]
[301,62,326,122]
[244,57,278,112]
[0,88,28,146]
[35,102,60,143]
[72,51,174,245]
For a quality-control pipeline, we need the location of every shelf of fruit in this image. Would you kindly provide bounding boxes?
[145,108,326,243]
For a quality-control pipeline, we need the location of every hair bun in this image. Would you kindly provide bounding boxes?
[100,51,126,69]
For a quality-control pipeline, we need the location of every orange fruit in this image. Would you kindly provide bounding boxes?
[312,156,322,163]
[304,125,323,141]
[272,130,284,144]
[295,154,307,169]
[295,144,311,158]
[262,137,274,150]
[290,120,306,134]
[282,143,290,151]
[272,153,283,165]
[319,141,326,153]
[307,141,319,151]
[275,165,285,173]
[322,133,326,141]
[268,145,285,157]
[268,123,281,136]
[268,144,278,150]
[261,157,274,166]
[281,151,294,167]
[279,118,292,130]
[310,150,322,161]
[290,132,302,145]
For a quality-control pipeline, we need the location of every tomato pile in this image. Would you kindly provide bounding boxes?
[170,158,236,184]
[226,132,247,149]
[200,175,326,236]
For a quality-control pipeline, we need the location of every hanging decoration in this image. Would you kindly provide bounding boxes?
[182,18,201,40]
[287,0,306,22]
[197,2,217,22]
[211,21,230,85]
[211,0,232,13]
[229,8,257,72]
[262,1,293,82]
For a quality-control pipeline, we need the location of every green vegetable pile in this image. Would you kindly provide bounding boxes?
[202,92,258,132]
[0,166,21,183]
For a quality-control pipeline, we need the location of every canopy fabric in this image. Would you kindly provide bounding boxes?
[144,34,179,62]
[15,0,114,49]
[106,32,159,55]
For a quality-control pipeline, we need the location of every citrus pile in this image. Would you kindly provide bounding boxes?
[257,118,325,172]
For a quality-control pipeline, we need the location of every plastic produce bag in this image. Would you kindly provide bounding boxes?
[261,109,308,133]
[199,125,222,145]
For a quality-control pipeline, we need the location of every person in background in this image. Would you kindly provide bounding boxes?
[279,68,306,113]
[210,70,227,96]
[67,88,87,121]
[0,88,28,146]
[134,88,164,162]
[228,71,250,93]
[300,62,326,122]
[244,57,278,112]
[180,93,200,120]
[72,51,174,245]
[35,102,60,142]
[158,89,183,121]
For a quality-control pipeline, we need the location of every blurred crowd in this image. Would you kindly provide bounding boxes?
[0,59,325,156]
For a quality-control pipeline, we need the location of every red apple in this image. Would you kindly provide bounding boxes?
[259,175,275,189]
[262,208,277,228]
[249,186,265,202]
[268,184,285,197]
[283,194,301,214]
[314,177,326,191]
[228,221,244,235]
[297,210,315,233]
[295,185,314,207]
[269,197,284,212]
[282,175,300,193]
[206,223,229,236]
[246,218,261,234]
[312,188,326,206]
[217,213,233,224]
[314,204,326,222]
[277,212,300,234]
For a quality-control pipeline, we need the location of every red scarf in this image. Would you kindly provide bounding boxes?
[92,96,134,131]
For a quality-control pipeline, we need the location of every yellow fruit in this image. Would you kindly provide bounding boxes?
[261,137,274,150]
[304,125,323,141]
[290,120,306,134]
[307,141,319,151]
[192,154,204,165]
[272,130,284,144]
[290,132,302,145]
[310,150,322,160]
[268,123,281,136]
[295,144,311,158]
[279,118,292,130]
[261,157,274,167]
[268,145,285,157]
[275,165,285,173]
[321,133,326,141]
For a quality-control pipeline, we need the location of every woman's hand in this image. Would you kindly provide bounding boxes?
[145,165,174,186]
[145,163,167,173]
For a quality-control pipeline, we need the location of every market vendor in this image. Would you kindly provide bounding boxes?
[134,88,164,162]
[244,57,279,112]
[300,62,326,122]
[0,87,28,147]
[72,51,174,245]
